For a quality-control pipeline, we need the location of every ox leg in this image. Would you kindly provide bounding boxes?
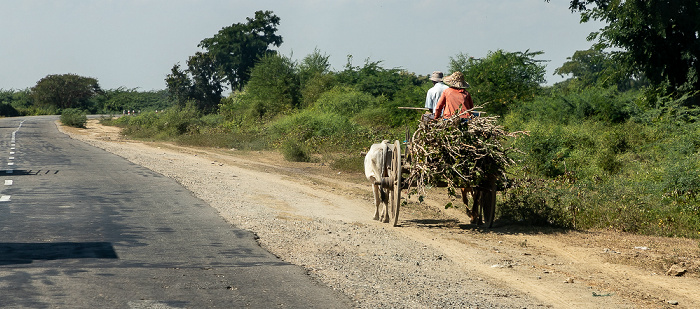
[461,187,480,224]
[461,187,471,214]
[381,189,390,223]
[474,189,484,225]
[468,188,483,225]
[371,179,381,221]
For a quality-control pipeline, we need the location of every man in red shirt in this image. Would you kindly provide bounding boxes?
[434,71,473,119]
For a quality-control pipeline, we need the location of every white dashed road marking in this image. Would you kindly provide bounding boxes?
[2,120,24,203]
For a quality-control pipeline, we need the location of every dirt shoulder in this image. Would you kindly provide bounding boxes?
[60,119,700,308]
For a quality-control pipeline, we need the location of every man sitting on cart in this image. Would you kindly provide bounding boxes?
[434,71,473,120]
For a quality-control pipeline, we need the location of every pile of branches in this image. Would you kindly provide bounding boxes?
[405,111,526,196]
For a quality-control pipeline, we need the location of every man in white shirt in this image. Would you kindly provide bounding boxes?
[425,71,449,113]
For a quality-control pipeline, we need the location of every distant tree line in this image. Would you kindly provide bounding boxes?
[0,74,174,116]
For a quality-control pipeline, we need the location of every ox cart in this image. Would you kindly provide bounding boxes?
[365,109,511,228]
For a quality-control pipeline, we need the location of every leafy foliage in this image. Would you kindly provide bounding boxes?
[243,53,300,120]
[499,177,575,227]
[60,108,87,128]
[281,139,312,162]
[166,10,283,112]
[563,0,700,97]
[313,86,380,116]
[165,52,224,113]
[554,47,645,91]
[96,88,173,113]
[450,50,546,116]
[101,10,700,237]
[337,56,422,100]
[198,10,283,92]
[31,74,101,110]
[113,106,201,140]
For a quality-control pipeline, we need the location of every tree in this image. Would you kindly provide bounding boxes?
[31,74,101,110]
[555,47,643,91]
[96,88,173,112]
[165,64,193,107]
[166,10,283,112]
[297,48,331,86]
[556,0,700,94]
[186,52,225,112]
[198,10,283,92]
[336,56,421,100]
[450,50,547,116]
[242,53,300,120]
[165,52,225,113]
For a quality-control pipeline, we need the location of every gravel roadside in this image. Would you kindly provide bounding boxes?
[59,120,544,308]
[59,120,700,309]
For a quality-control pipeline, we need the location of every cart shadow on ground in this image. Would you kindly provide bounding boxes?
[401,218,570,236]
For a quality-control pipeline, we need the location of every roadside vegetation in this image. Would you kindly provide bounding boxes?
[2,2,699,239]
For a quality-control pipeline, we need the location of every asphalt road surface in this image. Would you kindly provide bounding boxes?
[0,116,352,308]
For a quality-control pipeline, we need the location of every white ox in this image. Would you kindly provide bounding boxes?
[364,140,391,222]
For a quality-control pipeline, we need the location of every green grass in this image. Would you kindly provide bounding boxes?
[104,92,700,239]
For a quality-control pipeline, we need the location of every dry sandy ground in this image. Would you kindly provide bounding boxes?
[60,119,699,308]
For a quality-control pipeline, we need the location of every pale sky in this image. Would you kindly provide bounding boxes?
[0,0,604,91]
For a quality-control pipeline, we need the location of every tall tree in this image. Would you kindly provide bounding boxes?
[297,48,331,87]
[450,50,546,116]
[186,52,225,112]
[198,10,283,92]
[165,63,193,107]
[31,74,101,110]
[165,52,224,113]
[555,47,641,90]
[243,53,300,120]
[555,0,700,94]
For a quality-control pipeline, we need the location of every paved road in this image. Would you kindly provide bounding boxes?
[0,116,352,308]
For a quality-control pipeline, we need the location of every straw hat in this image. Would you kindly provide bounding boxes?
[443,72,470,89]
[429,71,444,82]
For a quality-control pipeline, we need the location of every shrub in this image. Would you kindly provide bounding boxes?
[0,103,19,117]
[268,109,354,143]
[498,177,575,228]
[281,139,311,162]
[116,106,201,140]
[244,53,300,120]
[313,86,379,115]
[329,154,364,172]
[60,108,87,128]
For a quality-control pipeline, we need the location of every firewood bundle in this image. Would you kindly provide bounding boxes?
[405,112,526,196]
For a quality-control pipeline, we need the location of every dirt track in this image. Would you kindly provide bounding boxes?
[60,119,700,308]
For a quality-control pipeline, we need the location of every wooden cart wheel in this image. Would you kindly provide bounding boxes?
[389,140,402,226]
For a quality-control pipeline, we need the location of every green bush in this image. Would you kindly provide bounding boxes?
[116,106,201,140]
[313,86,379,115]
[243,53,300,120]
[512,86,639,125]
[499,177,575,228]
[60,108,87,128]
[281,139,311,162]
[329,154,364,172]
[268,109,355,143]
[0,103,20,117]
